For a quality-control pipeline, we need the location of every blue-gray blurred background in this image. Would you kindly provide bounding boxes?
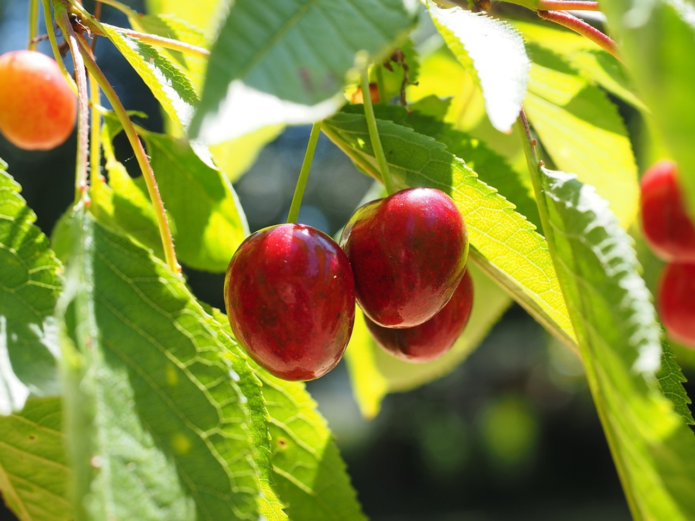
[2,1,691,519]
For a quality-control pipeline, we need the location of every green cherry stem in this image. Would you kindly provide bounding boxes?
[55,5,90,205]
[287,122,322,224]
[76,36,180,274]
[361,66,395,195]
[28,0,40,51]
[41,0,78,94]
[375,66,387,104]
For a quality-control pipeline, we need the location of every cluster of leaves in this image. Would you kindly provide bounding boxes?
[1,0,695,519]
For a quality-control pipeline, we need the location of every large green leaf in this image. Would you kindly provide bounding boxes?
[346,263,511,418]
[513,20,646,111]
[210,309,366,520]
[141,131,250,272]
[529,159,695,519]
[523,45,639,228]
[102,24,199,129]
[429,2,530,132]
[600,0,695,218]
[190,0,419,143]
[94,123,249,273]
[0,162,61,415]
[57,208,267,520]
[322,113,576,350]
[0,397,70,521]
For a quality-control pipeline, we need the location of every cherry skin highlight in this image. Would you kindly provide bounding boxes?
[658,263,695,349]
[365,269,474,363]
[224,223,356,381]
[0,50,76,151]
[640,160,695,261]
[340,187,469,328]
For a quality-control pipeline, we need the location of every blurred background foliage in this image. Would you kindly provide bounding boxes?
[1,0,693,519]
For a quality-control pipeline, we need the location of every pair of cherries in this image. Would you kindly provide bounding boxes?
[225,187,473,381]
[641,160,695,348]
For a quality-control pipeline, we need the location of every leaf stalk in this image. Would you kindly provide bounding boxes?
[538,10,620,60]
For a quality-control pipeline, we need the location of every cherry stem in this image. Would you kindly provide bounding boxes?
[41,0,78,94]
[76,36,180,274]
[28,0,40,51]
[98,24,210,58]
[537,0,599,10]
[91,1,101,52]
[361,67,395,195]
[538,10,620,61]
[55,6,90,205]
[287,122,322,224]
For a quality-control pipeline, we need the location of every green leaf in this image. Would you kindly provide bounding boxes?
[190,0,419,143]
[94,122,250,273]
[0,161,62,415]
[524,45,639,228]
[141,131,250,272]
[376,38,420,103]
[428,2,530,132]
[657,342,694,425]
[599,0,695,218]
[322,113,576,350]
[57,209,266,520]
[513,20,646,111]
[209,125,284,183]
[349,99,542,229]
[532,163,695,519]
[102,24,199,128]
[346,263,511,418]
[0,397,71,521]
[128,14,209,91]
[145,0,222,40]
[210,309,367,520]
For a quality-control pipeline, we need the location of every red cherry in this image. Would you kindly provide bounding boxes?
[224,224,355,381]
[340,187,469,328]
[658,263,695,348]
[640,160,695,261]
[365,269,474,362]
[0,50,76,151]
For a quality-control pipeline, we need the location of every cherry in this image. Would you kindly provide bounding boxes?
[365,269,474,362]
[340,187,469,328]
[640,160,695,261]
[224,223,356,381]
[658,263,695,348]
[0,50,76,151]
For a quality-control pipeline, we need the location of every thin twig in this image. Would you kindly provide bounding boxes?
[55,6,90,205]
[538,10,620,60]
[76,36,180,273]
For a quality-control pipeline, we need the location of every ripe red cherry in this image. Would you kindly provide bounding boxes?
[365,269,474,362]
[640,160,695,261]
[658,263,695,348]
[0,51,77,151]
[340,187,469,328]
[224,223,356,381]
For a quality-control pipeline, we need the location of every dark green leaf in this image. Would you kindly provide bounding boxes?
[658,342,694,425]
[0,397,71,521]
[190,0,419,142]
[0,161,61,415]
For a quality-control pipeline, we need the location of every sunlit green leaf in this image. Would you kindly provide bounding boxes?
[102,24,199,128]
[57,209,265,519]
[190,0,419,143]
[513,20,646,111]
[658,342,694,425]
[0,162,61,415]
[209,125,284,183]
[0,397,71,521]
[210,309,366,520]
[524,46,639,228]
[145,0,223,41]
[533,163,695,519]
[600,0,695,218]
[429,2,530,132]
[323,113,576,351]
